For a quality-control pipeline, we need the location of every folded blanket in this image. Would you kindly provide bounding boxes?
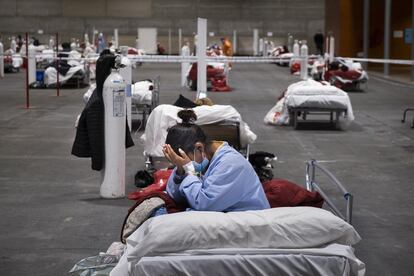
[263,178,324,208]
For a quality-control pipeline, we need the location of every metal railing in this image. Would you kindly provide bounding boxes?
[305,159,353,224]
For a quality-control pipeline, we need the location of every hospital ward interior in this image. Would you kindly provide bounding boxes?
[1,0,414,275]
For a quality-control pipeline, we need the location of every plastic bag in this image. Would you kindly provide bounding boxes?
[68,242,125,276]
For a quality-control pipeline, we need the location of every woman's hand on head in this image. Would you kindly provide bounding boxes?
[163,144,192,169]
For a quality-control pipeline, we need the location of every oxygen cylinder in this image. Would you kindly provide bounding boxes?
[329,36,335,63]
[84,33,90,45]
[119,49,132,131]
[259,38,264,55]
[10,37,17,53]
[293,39,300,57]
[70,38,76,50]
[287,34,293,53]
[98,33,106,53]
[49,37,55,49]
[101,69,126,198]
[300,40,308,80]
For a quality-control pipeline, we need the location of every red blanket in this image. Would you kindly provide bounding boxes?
[127,190,187,214]
[128,170,323,210]
[263,179,324,208]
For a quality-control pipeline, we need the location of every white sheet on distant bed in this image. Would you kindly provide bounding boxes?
[264,79,355,125]
[44,65,85,85]
[131,81,152,105]
[131,244,365,276]
[286,84,354,120]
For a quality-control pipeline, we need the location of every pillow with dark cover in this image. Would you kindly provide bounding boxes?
[173,94,197,108]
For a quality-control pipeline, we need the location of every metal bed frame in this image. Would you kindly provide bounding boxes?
[288,107,347,130]
[306,159,353,224]
[144,120,250,171]
[401,108,414,128]
[131,76,160,128]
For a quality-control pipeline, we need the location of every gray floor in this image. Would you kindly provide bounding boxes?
[0,63,413,276]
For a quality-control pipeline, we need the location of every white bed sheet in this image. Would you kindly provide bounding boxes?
[110,207,362,276]
[286,86,352,110]
[115,244,364,276]
[131,81,153,106]
[44,65,85,85]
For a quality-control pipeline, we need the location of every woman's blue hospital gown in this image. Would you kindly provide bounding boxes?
[166,142,270,212]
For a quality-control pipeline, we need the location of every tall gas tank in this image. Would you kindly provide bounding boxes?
[300,40,308,80]
[293,39,300,57]
[101,69,126,198]
[119,50,132,131]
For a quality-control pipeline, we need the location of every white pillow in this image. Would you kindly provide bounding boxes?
[124,207,361,263]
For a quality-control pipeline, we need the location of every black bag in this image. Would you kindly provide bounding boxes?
[134,170,154,188]
[249,151,277,183]
[173,94,198,108]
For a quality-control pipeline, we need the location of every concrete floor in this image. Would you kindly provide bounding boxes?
[0,63,413,276]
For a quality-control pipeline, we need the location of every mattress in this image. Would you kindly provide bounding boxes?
[110,207,363,276]
[128,244,365,276]
[286,85,350,110]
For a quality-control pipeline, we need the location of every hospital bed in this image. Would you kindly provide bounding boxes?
[131,77,160,129]
[401,108,414,128]
[325,59,369,91]
[111,160,364,276]
[289,107,347,129]
[43,64,89,88]
[3,50,23,73]
[264,79,354,130]
[32,49,89,88]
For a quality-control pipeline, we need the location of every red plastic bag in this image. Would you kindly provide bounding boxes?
[128,169,173,200]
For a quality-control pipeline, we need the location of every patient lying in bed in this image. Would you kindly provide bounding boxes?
[141,104,257,157]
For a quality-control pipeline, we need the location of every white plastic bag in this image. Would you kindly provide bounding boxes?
[264,97,289,125]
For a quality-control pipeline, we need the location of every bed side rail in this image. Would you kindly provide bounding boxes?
[305,159,353,224]
[152,75,160,110]
[401,108,414,128]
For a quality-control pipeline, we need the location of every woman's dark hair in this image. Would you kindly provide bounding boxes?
[165,109,210,154]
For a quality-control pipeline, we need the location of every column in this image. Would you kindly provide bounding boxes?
[168,28,172,55]
[233,30,237,55]
[197,18,207,99]
[384,0,391,76]
[363,0,370,69]
[178,28,182,53]
[411,0,414,81]
[253,29,259,56]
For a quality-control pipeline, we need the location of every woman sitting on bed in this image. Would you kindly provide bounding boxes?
[158,109,269,214]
